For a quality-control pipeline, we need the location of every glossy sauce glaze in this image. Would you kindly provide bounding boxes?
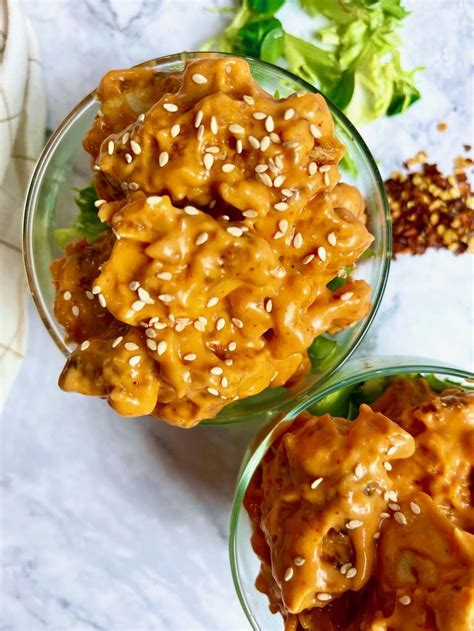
[52,57,373,427]
[244,378,474,630]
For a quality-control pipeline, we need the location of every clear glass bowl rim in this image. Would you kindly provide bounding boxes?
[22,51,391,425]
[229,356,474,629]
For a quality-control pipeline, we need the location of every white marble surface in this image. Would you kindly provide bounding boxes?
[2,0,473,629]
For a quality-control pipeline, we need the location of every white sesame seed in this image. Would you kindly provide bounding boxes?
[273,175,286,188]
[275,155,284,169]
[92,285,101,295]
[129,355,141,367]
[283,140,299,149]
[159,151,169,167]
[207,146,220,154]
[202,153,214,171]
[317,593,331,602]
[273,231,285,240]
[387,445,397,456]
[138,113,145,122]
[228,341,237,351]
[284,108,295,120]
[131,140,141,155]
[236,139,243,154]
[129,281,140,291]
[206,296,219,308]
[303,254,315,265]
[94,199,107,209]
[157,272,172,281]
[146,328,157,338]
[346,567,358,579]
[310,124,322,139]
[296,90,305,97]
[380,512,390,519]
[308,161,318,176]
[294,556,305,566]
[410,501,421,515]
[80,340,90,351]
[98,294,106,308]
[340,563,351,575]
[327,232,337,247]
[248,135,260,150]
[260,136,271,151]
[243,95,255,105]
[194,320,205,332]
[122,133,130,144]
[225,359,233,366]
[125,342,139,351]
[394,512,407,525]
[265,116,274,132]
[384,461,393,471]
[222,215,230,221]
[163,102,178,112]
[210,116,218,135]
[255,164,268,173]
[373,532,381,539]
[399,595,411,605]
[229,124,245,135]
[389,503,401,511]
[387,490,398,502]
[184,353,197,361]
[196,124,205,141]
[107,140,114,155]
[146,339,157,351]
[222,163,235,173]
[340,291,354,302]
[232,318,244,329]
[93,165,101,171]
[354,464,364,479]
[194,110,204,128]
[324,173,330,186]
[131,300,145,312]
[112,336,123,348]
[265,298,273,313]
[216,318,225,331]
[128,182,139,191]
[243,209,258,218]
[85,290,94,300]
[184,205,200,216]
[319,164,331,173]
[147,196,163,207]
[278,219,289,234]
[284,567,294,581]
[158,294,173,303]
[317,246,327,261]
[196,232,209,246]
[125,153,133,164]
[221,376,228,388]
[63,290,72,301]
[253,112,266,120]
[192,73,207,84]
[210,366,223,376]
[157,341,167,356]
[227,226,243,237]
[311,477,323,489]
[138,287,154,304]
[207,387,219,396]
[171,124,180,138]
[346,520,363,529]
[293,233,303,249]
[274,202,288,212]
[154,321,168,330]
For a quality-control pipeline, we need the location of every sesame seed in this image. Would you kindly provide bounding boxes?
[389,502,401,511]
[319,165,331,173]
[228,341,237,351]
[129,355,141,367]
[274,202,288,212]
[158,294,173,303]
[294,556,305,566]
[159,151,169,167]
[157,272,172,281]
[311,477,323,489]
[384,461,393,471]
[194,110,204,128]
[275,155,284,169]
[346,520,363,529]
[253,112,266,120]
[171,124,180,137]
[260,136,271,151]
[63,290,72,301]
[163,102,178,112]
[293,233,303,249]
[85,291,94,300]
[410,501,421,515]
[98,294,106,308]
[80,340,90,351]
[265,116,274,132]
[128,182,139,191]
[248,136,260,150]
[94,199,106,208]
[278,219,289,234]
[138,113,145,122]
[194,320,205,332]
[399,595,411,605]
[283,140,299,149]
[207,146,220,154]
[296,90,305,97]
[373,532,381,539]
[138,287,154,304]
[216,318,225,331]
[210,366,223,376]
[128,281,140,291]
[222,215,230,221]
[340,563,351,575]
[93,165,101,171]
[146,328,157,338]
[270,132,281,144]
[154,321,168,330]
[92,285,101,295]
[317,246,327,261]
[273,175,286,188]
[192,73,207,84]
[232,318,244,329]
[225,359,233,366]
[308,162,318,176]
[227,226,243,237]
[243,209,258,218]
[303,254,315,265]
[324,173,330,186]
[394,512,407,525]
[222,163,235,173]
[184,353,197,361]
[265,299,273,313]
[206,296,219,308]
[197,124,205,141]
[380,512,390,519]
[387,490,398,502]
[284,108,295,120]
[131,300,145,312]
[124,342,139,351]
[207,387,219,396]
[327,232,337,247]
[131,140,141,155]
[107,140,114,155]
[221,376,228,388]
[184,205,200,215]
[340,291,354,302]
[157,341,167,356]
[243,95,255,105]
[284,567,294,581]
[203,153,214,170]
[210,116,218,135]
[146,339,157,351]
[146,196,163,207]
[255,164,268,173]
[273,231,285,240]
[112,336,123,348]
[125,153,133,164]
[310,124,322,139]
[346,567,357,579]
[317,593,331,602]
[354,464,364,479]
[196,232,209,246]
[122,133,130,144]
[387,445,397,456]
[229,124,245,135]
[236,139,243,154]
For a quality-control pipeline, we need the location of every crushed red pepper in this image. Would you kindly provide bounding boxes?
[385,150,474,257]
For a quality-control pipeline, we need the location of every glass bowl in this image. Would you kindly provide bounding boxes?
[23,52,391,425]
[229,355,474,629]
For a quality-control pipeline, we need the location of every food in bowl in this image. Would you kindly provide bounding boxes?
[244,375,474,630]
[51,56,374,427]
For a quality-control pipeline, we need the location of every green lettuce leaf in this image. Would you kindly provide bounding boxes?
[54,184,108,249]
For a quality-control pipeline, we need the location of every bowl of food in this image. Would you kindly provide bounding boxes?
[23,52,390,428]
[230,356,474,630]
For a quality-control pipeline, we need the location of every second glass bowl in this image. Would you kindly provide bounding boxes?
[23,52,391,425]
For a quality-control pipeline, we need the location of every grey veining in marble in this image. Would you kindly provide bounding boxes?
[2,0,473,629]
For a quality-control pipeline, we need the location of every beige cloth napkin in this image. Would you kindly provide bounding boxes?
[0,0,45,406]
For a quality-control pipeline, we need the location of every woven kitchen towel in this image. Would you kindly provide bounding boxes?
[0,0,45,407]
